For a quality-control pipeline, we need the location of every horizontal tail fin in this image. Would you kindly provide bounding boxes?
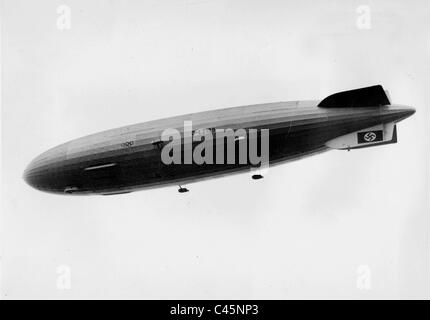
[318,85,391,108]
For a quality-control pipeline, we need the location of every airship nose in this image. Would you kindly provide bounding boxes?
[23,157,48,191]
[23,143,68,193]
[23,159,37,188]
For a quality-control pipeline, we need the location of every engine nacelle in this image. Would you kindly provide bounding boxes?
[325,123,397,150]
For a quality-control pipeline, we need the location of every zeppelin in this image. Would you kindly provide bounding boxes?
[24,85,415,195]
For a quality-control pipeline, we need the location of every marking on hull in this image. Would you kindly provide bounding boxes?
[64,186,79,193]
[84,163,117,171]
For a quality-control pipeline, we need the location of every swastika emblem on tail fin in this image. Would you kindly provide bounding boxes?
[357,130,383,144]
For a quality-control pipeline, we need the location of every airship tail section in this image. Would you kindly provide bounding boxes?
[318,85,391,108]
[325,123,398,150]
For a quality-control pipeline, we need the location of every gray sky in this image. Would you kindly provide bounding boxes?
[2,0,429,299]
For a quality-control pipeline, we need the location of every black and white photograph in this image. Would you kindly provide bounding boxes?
[1,0,429,304]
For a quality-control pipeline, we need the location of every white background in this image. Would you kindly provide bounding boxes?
[1,0,429,299]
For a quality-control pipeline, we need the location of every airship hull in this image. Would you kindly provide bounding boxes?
[23,86,415,195]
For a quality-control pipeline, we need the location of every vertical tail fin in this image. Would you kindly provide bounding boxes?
[318,85,391,108]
